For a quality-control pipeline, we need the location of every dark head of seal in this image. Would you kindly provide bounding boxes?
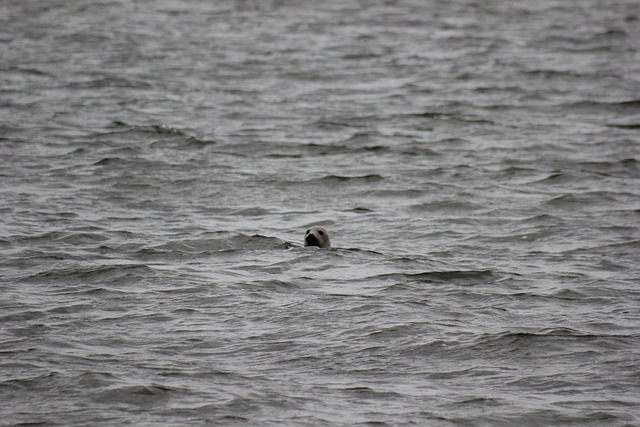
[304,227,331,249]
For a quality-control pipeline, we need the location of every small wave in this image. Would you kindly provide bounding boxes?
[48,304,93,315]
[365,188,427,199]
[517,214,563,224]
[407,111,495,125]
[341,130,387,144]
[15,230,107,245]
[24,264,156,284]
[93,383,183,406]
[66,76,153,90]
[465,327,636,357]
[228,207,272,217]
[137,232,291,256]
[0,310,47,322]
[338,386,404,399]
[608,123,640,129]
[578,158,638,178]
[542,192,621,209]
[522,68,595,79]
[528,172,568,184]
[408,200,484,214]
[375,270,495,284]
[307,118,358,130]
[453,396,508,407]
[245,279,301,291]
[365,324,417,339]
[559,99,640,115]
[318,174,385,183]
[224,233,292,251]
[92,122,215,149]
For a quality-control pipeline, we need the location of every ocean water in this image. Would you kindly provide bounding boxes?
[1,0,640,425]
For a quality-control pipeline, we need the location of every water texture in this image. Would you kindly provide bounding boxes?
[1,0,640,425]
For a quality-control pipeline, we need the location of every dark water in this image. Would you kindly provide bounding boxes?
[2,0,640,425]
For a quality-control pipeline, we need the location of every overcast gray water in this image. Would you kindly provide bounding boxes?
[2,0,640,426]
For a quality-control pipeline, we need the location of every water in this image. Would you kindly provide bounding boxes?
[1,0,640,425]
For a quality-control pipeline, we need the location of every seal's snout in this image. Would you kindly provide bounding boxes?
[305,234,319,247]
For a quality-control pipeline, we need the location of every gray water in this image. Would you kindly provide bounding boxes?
[2,0,640,426]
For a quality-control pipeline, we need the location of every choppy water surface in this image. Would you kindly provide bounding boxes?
[2,0,640,425]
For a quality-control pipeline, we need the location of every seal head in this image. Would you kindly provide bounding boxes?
[304,227,331,249]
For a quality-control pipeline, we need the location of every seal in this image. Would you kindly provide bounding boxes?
[304,227,331,249]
